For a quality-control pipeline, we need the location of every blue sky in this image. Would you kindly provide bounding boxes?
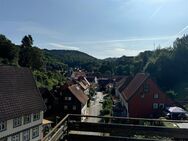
[0,0,188,58]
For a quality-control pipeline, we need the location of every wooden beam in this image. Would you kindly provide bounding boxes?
[68,121,188,139]
[68,134,158,141]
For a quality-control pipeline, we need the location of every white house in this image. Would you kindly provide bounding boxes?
[0,66,46,141]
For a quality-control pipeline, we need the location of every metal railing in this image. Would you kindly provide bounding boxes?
[42,114,188,141]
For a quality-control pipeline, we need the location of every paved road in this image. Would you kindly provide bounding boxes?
[87,92,103,123]
[70,92,104,136]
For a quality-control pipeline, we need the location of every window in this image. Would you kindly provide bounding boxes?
[64,105,68,110]
[11,133,20,141]
[65,97,72,101]
[32,126,39,139]
[13,117,22,128]
[144,83,149,92]
[153,103,158,109]
[0,121,6,132]
[73,105,76,110]
[23,115,31,124]
[159,103,165,109]
[154,93,159,99]
[23,130,30,141]
[33,113,40,121]
[140,93,145,98]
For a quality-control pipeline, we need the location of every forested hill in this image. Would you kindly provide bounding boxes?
[44,49,101,72]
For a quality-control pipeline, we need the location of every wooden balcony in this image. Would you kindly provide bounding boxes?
[42,114,188,141]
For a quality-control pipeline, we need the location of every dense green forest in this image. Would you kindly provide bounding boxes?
[0,34,188,100]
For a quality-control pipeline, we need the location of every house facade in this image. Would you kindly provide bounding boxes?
[52,84,89,118]
[117,73,174,118]
[0,112,43,141]
[0,66,46,141]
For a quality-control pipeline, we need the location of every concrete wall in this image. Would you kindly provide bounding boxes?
[0,111,43,140]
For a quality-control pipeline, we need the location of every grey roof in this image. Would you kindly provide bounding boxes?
[0,66,46,121]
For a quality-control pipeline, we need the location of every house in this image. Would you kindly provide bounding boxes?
[97,78,114,91]
[0,66,46,141]
[39,88,56,118]
[71,70,86,80]
[52,83,89,119]
[116,73,174,118]
[77,76,90,95]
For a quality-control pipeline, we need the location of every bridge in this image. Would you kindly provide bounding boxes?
[42,114,188,141]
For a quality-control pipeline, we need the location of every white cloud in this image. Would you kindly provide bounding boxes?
[62,36,176,45]
[48,43,79,50]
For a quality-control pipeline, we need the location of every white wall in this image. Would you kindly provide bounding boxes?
[116,89,129,117]
[0,111,43,140]
[6,125,43,141]
[81,104,88,121]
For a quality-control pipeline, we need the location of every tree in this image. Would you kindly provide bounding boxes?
[19,35,43,69]
[21,35,33,47]
[0,34,19,64]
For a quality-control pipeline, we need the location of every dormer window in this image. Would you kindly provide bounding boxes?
[0,121,6,132]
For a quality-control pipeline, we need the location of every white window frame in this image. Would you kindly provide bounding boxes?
[0,121,6,132]
[32,126,39,139]
[23,115,31,124]
[154,93,159,99]
[153,103,158,109]
[22,130,30,141]
[11,133,20,141]
[33,113,40,121]
[13,117,22,128]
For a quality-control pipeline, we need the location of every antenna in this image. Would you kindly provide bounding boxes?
[153,42,156,50]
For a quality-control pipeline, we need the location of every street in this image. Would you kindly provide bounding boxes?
[70,92,104,136]
[86,92,103,123]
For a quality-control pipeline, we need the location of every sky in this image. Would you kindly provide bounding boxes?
[0,0,188,59]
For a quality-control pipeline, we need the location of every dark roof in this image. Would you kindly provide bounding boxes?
[68,85,89,105]
[118,76,131,91]
[0,66,46,121]
[121,73,149,101]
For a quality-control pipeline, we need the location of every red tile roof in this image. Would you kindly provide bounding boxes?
[121,73,149,101]
[68,85,89,105]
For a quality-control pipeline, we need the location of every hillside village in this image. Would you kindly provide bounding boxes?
[0,65,188,140]
[1,34,188,140]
